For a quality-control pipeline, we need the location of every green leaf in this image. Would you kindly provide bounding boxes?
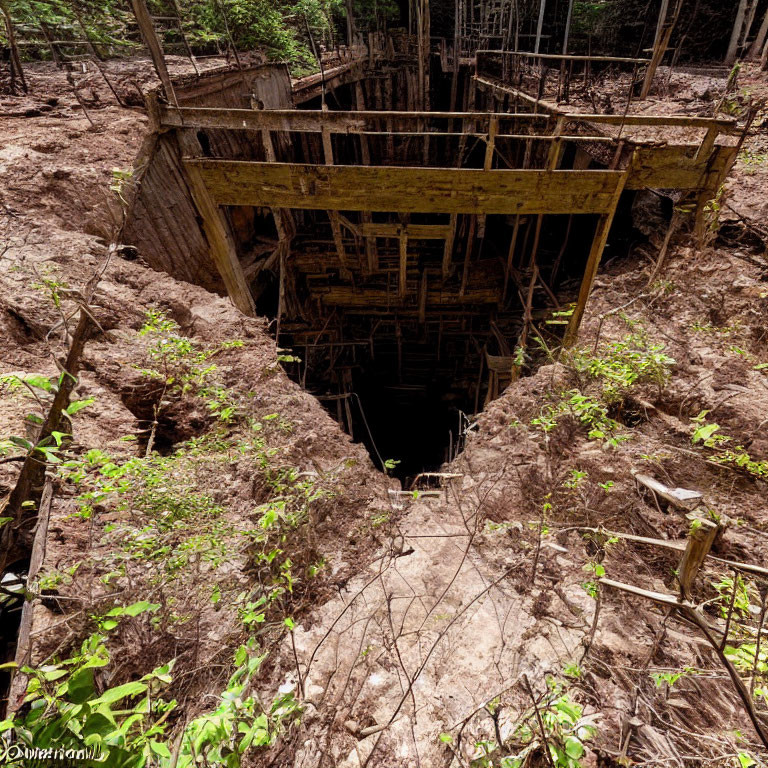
[149,740,172,758]
[66,398,95,416]
[564,735,584,759]
[123,601,160,617]
[67,667,96,704]
[692,423,720,444]
[90,681,147,705]
[100,619,119,631]
[23,375,54,392]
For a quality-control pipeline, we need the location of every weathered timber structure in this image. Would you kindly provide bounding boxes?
[124,37,738,473]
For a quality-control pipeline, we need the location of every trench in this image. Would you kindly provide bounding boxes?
[226,62,653,481]
[127,59,680,484]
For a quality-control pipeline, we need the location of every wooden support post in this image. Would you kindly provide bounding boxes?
[483,116,499,171]
[678,517,719,600]
[322,125,351,280]
[399,230,408,298]
[261,128,293,243]
[562,167,630,346]
[177,131,254,316]
[546,116,565,170]
[502,215,521,302]
[460,215,475,296]
[331,214,351,279]
[354,82,377,274]
[442,214,458,280]
[130,0,177,106]
[695,125,719,161]
[418,269,428,325]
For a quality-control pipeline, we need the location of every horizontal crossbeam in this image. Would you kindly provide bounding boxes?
[184,160,626,215]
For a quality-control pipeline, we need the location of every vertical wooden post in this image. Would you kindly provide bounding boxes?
[416,0,431,110]
[450,0,460,111]
[562,168,630,347]
[442,214,458,280]
[534,0,546,54]
[678,517,719,600]
[261,128,293,243]
[399,230,408,298]
[322,125,351,280]
[483,116,499,171]
[418,270,428,325]
[355,81,377,274]
[130,0,177,106]
[177,132,254,316]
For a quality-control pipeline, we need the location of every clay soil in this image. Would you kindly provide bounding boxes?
[1,57,768,767]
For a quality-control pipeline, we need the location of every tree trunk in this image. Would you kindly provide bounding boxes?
[748,8,768,59]
[641,0,680,99]
[0,0,27,94]
[725,0,749,65]
[345,0,356,48]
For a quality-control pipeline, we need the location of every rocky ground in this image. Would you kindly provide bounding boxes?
[1,57,768,767]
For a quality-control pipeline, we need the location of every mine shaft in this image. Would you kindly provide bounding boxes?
[123,18,738,480]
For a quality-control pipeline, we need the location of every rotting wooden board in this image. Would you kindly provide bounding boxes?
[185,160,626,215]
[159,106,736,135]
[626,145,737,190]
[319,286,502,306]
[358,222,453,239]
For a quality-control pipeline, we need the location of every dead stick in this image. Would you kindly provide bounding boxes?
[523,675,556,768]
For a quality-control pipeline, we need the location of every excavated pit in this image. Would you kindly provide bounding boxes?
[124,59,729,481]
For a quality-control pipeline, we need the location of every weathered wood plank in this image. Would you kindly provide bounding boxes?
[625,145,737,190]
[359,222,453,239]
[320,286,501,306]
[177,133,255,316]
[562,162,630,346]
[186,160,626,215]
[158,106,737,135]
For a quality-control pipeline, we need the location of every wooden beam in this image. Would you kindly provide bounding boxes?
[330,213,352,280]
[359,222,453,239]
[677,518,719,599]
[442,214,457,280]
[186,160,627,215]
[483,116,499,171]
[562,163,630,346]
[130,0,177,106]
[158,106,737,135]
[321,286,501,307]
[399,231,408,298]
[177,132,254,316]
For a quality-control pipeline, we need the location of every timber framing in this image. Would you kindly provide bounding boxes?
[128,43,741,415]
